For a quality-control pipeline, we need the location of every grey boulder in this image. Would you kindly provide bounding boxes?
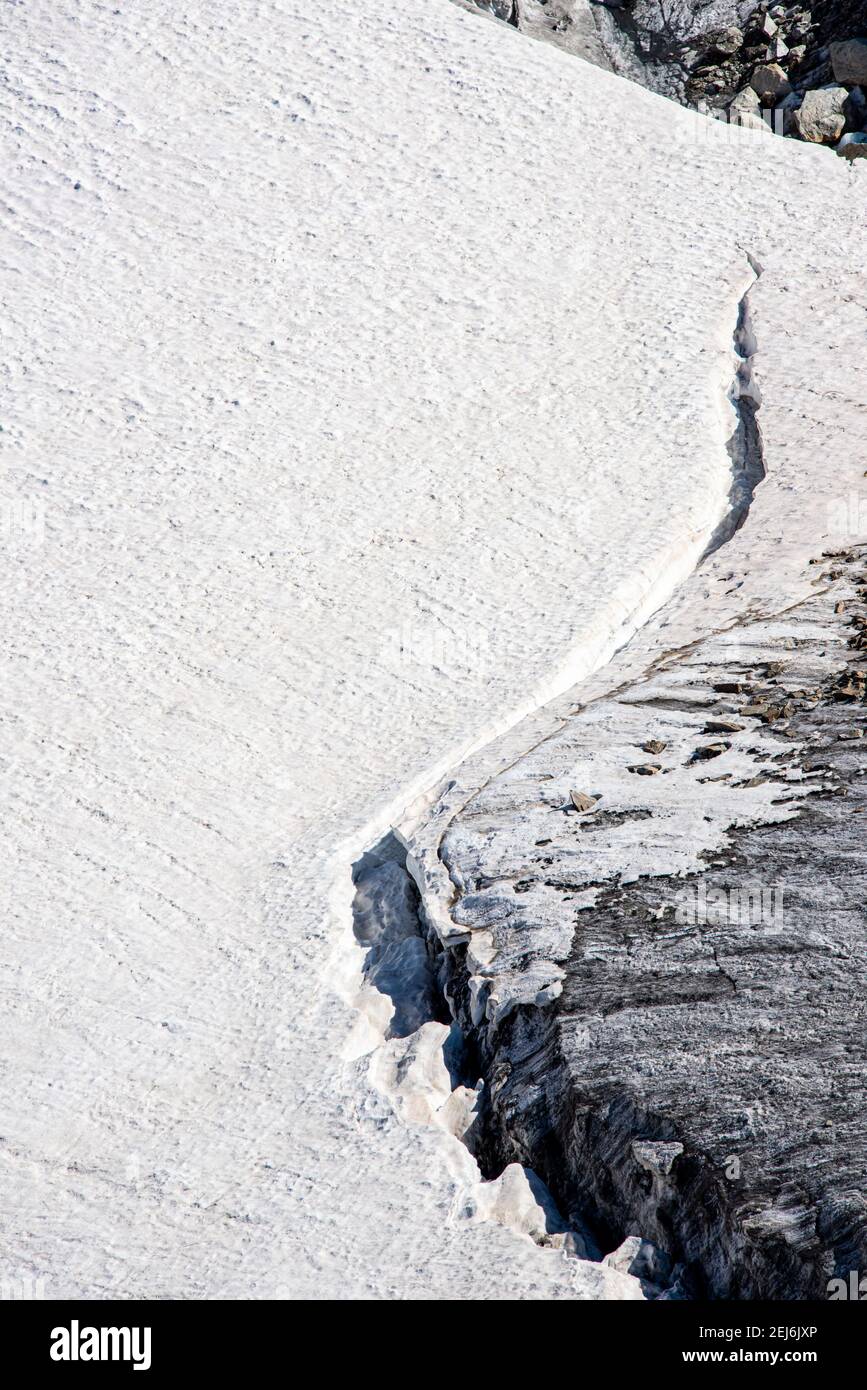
[830,38,867,86]
[749,63,791,103]
[792,86,848,143]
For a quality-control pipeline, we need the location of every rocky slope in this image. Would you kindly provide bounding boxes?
[463,0,867,153]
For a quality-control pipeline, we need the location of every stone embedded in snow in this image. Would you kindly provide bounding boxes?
[829,38,867,87]
[793,86,848,143]
[750,63,792,103]
[642,739,667,754]
[834,668,867,699]
[569,789,597,812]
[627,762,662,775]
[689,740,730,761]
[474,0,516,21]
[704,717,744,734]
[836,132,867,160]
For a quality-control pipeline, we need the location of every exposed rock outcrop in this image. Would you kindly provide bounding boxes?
[457,0,867,152]
[410,550,867,1298]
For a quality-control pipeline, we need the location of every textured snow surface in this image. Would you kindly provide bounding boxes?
[0,0,863,1297]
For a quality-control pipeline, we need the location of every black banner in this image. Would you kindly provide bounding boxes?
[2,1297,862,1376]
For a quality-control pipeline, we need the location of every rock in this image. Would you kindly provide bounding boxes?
[792,86,848,143]
[708,26,743,58]
[725,94,774,131]
[475,0,516,21]
[837,132,867,159]
[641,739,667,754]
[703,718,744,733]
[760,701,794,722]
[632,1140,683,1177]
[750,63,792,103]
[729,87,769,129]
[407,550,867,1299]
[844,86,867,126]
[688,741,730,761]
[513,0,613,73]
[767,35,789,62]
[796,57,834,88]
[730,85,761,114]
[830,38,867,87]
[569,789,597,812]
[833,669,867,699]
[627,762,661,775]
[530,0,846,149]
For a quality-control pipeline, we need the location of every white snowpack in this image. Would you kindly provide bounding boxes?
[0,0,864,1297]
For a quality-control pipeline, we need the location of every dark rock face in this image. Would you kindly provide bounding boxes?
[419,551,867,1298]
[819,2,867,45]
[599,0,867,137]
